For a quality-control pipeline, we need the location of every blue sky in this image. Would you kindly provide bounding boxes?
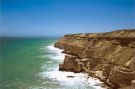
[1,0,135,37]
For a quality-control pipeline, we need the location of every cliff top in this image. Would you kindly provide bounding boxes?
[64,29,135,38]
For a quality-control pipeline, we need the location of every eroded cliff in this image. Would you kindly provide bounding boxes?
[54,29,135,89]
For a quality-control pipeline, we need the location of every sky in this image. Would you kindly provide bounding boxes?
[1,0,135,37]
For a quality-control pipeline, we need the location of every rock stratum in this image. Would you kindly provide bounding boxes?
[54,29,135,89]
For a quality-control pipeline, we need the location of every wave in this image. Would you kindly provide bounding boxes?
[39,71,105,89]
[37,43,106,89]
[46,44,65,61]
[40,44,65,62]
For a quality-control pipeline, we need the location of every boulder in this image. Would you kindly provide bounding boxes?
[59,55,77,71]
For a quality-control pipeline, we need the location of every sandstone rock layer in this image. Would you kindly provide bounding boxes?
[55,29,135,89]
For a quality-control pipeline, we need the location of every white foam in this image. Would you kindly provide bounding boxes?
[39,44,65,62]
[39,71,105,89]
[38,43,106,89]
[46,44,65,62]
[47,45,62,53]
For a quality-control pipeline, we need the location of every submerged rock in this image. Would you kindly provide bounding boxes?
[67,76,75,78]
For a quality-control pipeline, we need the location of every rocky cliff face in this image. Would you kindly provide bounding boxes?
[54,29,135,89]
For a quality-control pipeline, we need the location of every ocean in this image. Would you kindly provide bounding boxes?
[0,37,106,89]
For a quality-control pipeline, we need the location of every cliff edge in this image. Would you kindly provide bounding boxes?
[54,29,135,89]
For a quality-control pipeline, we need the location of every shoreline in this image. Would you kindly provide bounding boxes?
[39,44,108,89]
[52,45,108,89]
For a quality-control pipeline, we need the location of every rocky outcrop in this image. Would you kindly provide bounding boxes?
[59,55,83,72]
[54,29,135,89]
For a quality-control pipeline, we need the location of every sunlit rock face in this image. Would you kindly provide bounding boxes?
[59,55,83,73]
[55,29,135,89]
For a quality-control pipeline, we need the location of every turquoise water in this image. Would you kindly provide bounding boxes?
[0,37,105,89]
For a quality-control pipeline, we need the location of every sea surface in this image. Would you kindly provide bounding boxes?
[0,37,106,89]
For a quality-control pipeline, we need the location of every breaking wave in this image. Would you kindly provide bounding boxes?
[36,43,106,89]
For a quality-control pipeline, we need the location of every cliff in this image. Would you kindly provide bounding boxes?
[54,29,135,89]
